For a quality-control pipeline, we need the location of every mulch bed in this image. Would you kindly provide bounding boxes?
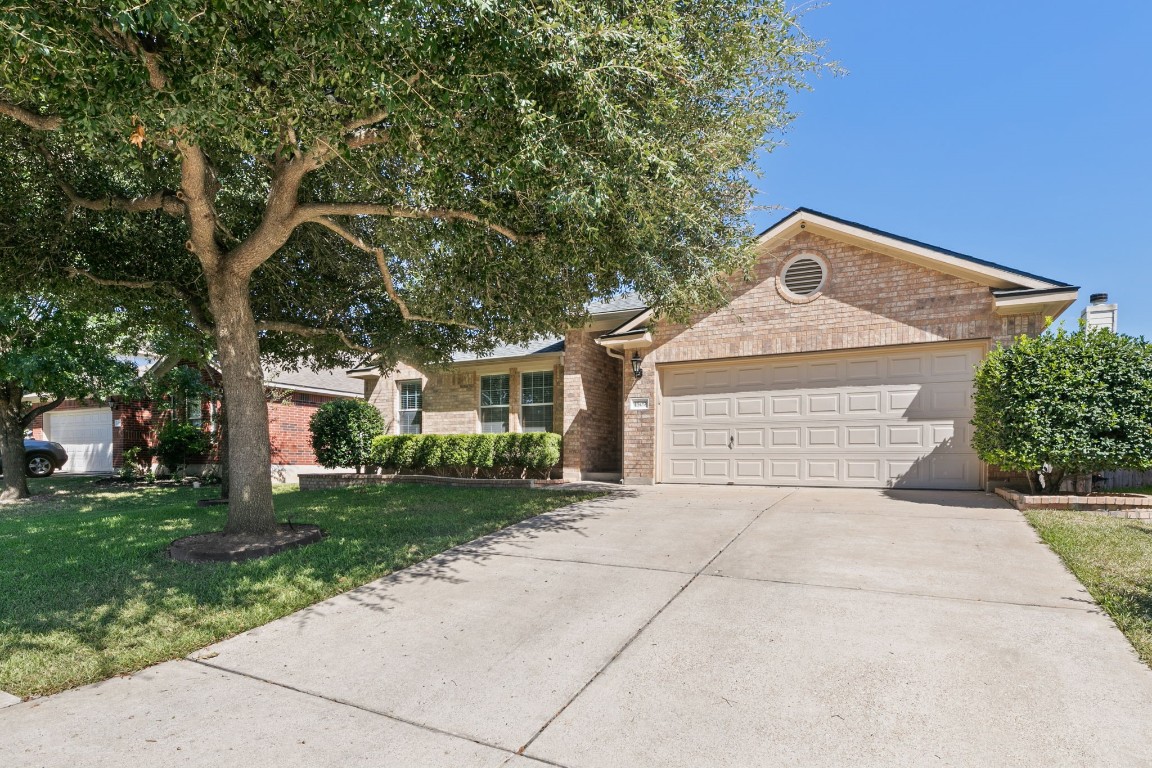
[168,524,324,563]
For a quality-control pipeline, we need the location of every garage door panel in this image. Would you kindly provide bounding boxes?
[702,429,729,448]
[845,460,881,481]
[806,394,839,414]
[734,460,765,480]
[44,409,113,474]
[770,395,802,415]
[769,460,801,480]
[846,358,881,382]
[846,391,882,414]
[806,426,839,447]
[660,343,983,489]
[702,399,730,417]
[735,397,764,416]
[735,429,765,448]
[769,427,800,447]
[806,460,839,480]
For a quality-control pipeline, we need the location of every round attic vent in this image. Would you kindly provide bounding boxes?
[781,255,827,298]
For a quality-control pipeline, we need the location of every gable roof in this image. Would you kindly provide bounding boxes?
[263,366,364,397]
[450,337,565,363]
[758,208,1071,290]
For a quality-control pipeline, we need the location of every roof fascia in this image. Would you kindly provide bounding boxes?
[757,210,1058,290]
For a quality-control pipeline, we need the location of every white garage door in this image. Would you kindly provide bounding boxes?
[44,408,114,473]
[659,343,983,489]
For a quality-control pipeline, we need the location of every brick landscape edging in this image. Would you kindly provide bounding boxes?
[299,473,565,491]
[995,487,1152,518]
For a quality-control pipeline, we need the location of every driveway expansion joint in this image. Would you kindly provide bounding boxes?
[186,658,574,765]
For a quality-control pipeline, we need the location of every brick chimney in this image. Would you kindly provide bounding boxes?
[1080,292,1118,333]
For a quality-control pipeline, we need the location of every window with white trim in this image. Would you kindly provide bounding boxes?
[520,371,554,433]
[398,380,422,434]
[480,374,510,433]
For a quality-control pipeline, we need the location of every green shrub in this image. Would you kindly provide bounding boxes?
[391,434,421,470]
[368,433,562,478]
[521,432,562,470]
[468,434,497,469]
[440,435,472,474]
[973,325,1152,492]
[155,422,213,476]
[309,400,385,472]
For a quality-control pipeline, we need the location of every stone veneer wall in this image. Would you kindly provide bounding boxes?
[621,231,1049,484]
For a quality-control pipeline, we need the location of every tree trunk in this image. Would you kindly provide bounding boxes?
[206,270,276,534]
[0,385,29,501]
[217,397,230,500]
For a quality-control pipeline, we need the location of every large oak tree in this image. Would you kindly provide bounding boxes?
[0,1,823,533]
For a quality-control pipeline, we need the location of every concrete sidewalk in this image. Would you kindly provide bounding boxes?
[4,486,1152,767]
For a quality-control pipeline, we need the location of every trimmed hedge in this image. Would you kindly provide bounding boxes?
[369,433,561,478]
[309,399,386,472]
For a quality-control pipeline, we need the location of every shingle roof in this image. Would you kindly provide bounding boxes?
[587,293,649,315]
[263,366,364,396]
[451,337,565,363]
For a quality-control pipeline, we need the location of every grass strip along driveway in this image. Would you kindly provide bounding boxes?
[0,476,598,698]
[1027,508,1152,668]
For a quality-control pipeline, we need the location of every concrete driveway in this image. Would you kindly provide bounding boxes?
[4,486,1152,767]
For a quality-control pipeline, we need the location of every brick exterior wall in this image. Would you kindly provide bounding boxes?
[369,360,567,434]
[268,390,344,465]
[621,231,1048,484]
[367,356,585,469]
[562,330,623,478]
[31,391,345,469]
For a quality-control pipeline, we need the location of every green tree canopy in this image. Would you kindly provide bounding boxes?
[0,294,139,500]
[972,327,1152,492]
[0,1,827,532]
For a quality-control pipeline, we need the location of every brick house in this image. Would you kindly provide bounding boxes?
[29,365,362,479]
[355,209,1078,489]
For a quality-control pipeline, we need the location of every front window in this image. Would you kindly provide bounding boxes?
[520,371,554,433]
[480,374,510,433]
[399,380,422,434]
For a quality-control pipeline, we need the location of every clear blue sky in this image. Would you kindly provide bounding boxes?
[752,1,1151,337]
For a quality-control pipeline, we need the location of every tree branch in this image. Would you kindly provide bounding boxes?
[20,397,66,429]
[141,51,167,91]
[296,203,540,244]
[64,267,214,333]
[176,142,222,268]
[58,178,184,216]
[255,321,372,354]
[0,101,63,131]
[306,216,479,328]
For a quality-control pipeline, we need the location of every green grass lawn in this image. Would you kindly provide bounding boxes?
[1026,509,1152,668]
[0,476,597,698]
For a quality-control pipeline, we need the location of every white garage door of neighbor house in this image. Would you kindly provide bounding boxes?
[44,408,114,474]
[659,343,984,490]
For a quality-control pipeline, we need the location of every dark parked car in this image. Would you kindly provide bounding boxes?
[0,439,69,478]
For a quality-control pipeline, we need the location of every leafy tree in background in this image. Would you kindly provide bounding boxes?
[972,327,1152,492]
[0,295,138,500]
[0,1,826,533]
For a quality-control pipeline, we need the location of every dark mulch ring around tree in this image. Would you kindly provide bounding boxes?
[168,524,325,563]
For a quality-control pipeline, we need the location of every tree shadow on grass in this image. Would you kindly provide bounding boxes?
[0,481,610,696]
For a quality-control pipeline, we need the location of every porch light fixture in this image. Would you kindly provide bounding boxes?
[631,351,643,379]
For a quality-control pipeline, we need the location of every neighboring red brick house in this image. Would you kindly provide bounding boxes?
[356,209,1078,489]
[29,365,362,479]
